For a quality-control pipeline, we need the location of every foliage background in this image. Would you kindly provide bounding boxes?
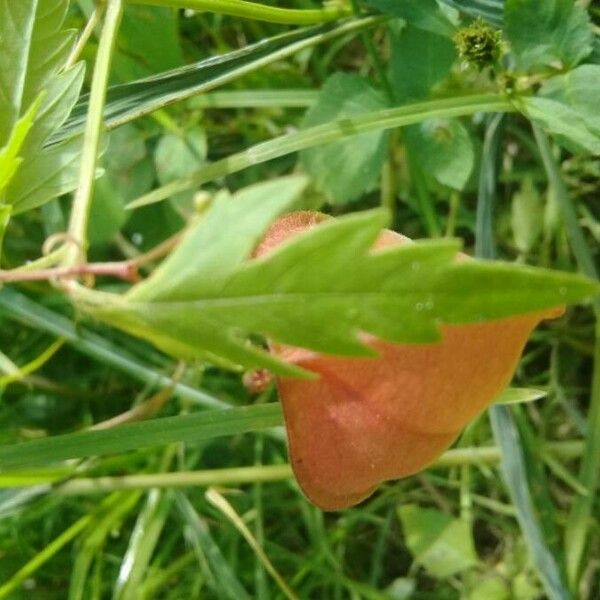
[0,0,598,598]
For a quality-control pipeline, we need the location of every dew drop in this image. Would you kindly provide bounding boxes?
[411,261,421,272]
[415,302,424,311]
[559,287,567,296]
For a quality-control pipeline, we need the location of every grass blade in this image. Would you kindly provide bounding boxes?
[533,125,600,591]
[476,115,571,599]
[51,17,381,144]
[0,287,228,410]
[175,492,252,600]
[0,403,283,469]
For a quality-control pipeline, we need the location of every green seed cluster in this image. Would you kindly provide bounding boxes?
[454,18,503,70]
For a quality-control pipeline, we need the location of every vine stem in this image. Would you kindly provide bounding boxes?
[127,0,352,24]
[533,125,600,591]
[63,0,124,268]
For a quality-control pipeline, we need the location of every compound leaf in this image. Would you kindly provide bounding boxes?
[76,178,599,377]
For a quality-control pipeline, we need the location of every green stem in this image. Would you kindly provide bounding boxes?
[128,93,515,209]
[3,440,581,495]
[533,125,600,590]
[64,0,123,267]
[127,0,351,24]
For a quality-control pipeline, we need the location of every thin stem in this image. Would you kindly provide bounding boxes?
[0,261,139,283]
[127,0,351,24]
[64,0,124,267]
[64,4,105,70]
[128,94,515,209]
[12,246,66,272]
[23,440,582,495]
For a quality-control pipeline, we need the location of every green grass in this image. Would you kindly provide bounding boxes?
[0,1,598,599]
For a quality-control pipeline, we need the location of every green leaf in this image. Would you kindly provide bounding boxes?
[398,504,478,578]
[0,0,72,145]
[9,136,85,215]
[505,0,593,71]
[77,181,599,376]
[0,97,41,197]
[52,17,380,145]
[129,176,309,302]
[389,24,456,102]
[154,127,207,210]
[88,125,153,245]
[0,0,85,212]
[365,0,456,37]
[404,118,475,190]
[440,0,504,26]
[522,65,600,154]
[112,4,184,81]
[300,74,390,204]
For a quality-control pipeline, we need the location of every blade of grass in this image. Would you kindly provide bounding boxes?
[35,440,584,495]
[0,403,284,470]
[533,125,600,591]
[175,492,252,600]
[52,17,381,144]
[127,93,515,209]
[476,115,571,600]
[0,288,230,410]
[69,491,142,600]
[113,489,173,600]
